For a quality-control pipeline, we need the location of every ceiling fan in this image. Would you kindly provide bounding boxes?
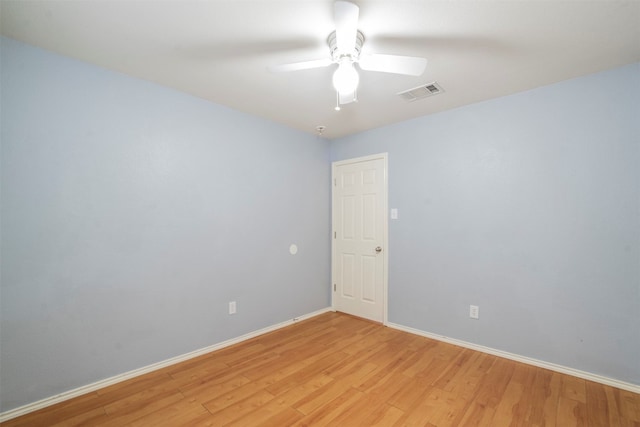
[269,0,427,110]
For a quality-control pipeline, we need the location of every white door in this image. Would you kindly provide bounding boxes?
[332,154,387,323]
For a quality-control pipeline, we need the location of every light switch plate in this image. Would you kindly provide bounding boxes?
[391,208,398,219]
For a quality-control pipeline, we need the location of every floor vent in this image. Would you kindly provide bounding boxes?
[398,81,444,102]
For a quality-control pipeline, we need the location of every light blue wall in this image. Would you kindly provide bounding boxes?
[0,37,331,411]
[331,63,640,386]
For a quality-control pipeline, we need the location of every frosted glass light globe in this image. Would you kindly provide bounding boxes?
[332,60,359,94]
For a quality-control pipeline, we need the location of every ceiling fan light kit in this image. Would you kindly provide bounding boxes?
[329,29,364,108]
[270,0,428,110]
[332,59,359,94]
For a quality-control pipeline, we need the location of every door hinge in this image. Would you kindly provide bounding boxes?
[334,284,336,291]
[334,178,336,186]
[334,231,336,239]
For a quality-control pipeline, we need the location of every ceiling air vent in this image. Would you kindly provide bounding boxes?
[397,81,444,102]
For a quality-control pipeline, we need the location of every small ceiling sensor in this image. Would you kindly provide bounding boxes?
[316,125,326,136]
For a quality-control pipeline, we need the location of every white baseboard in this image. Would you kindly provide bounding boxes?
[386,322,640,394]
[0,307,333,423]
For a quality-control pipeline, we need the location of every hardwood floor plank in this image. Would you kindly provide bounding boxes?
[585,379,610,427]
[264,351,348,395]
[180,411,220,427]
[96,392,186,426]
[293,373,370,416]
[3,312,639,427]
[250,407,304,427]
[222,396,302,427]
[294,388,365,427]
[541,371,562,426]
[208,343,270,367]
[202,381,272,415]
[178,371,252,403]
[455,401,497,427]
[479,357,516,408]
[619,389,640,422]
[205,389,276,425]
[602,386,625,426]
[366,372,414,407]
[400,342,442,378]
[221,351,282,378]
[561,374,587,404]
[340,332,389,357]
[320,348,378,379]
[508,364,539,425]
[363,404,405,427]
[268,373,335,409]
[557,395,587,427]
[127,398,209,427]
[240,353,304,382]
[355,349,417,392]
[412,345,472,387]
[386,376,433,413]
[324,390,387,425]
[490,368,526,426]
[396,387,465,427]
[519,368,550,426]
[332,370,412,424]
[440,351,491,398]
[49,407,108,427]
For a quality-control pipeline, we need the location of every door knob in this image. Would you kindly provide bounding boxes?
[375,246,382,253]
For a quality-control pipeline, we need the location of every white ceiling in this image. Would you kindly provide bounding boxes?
[1,0,639,139]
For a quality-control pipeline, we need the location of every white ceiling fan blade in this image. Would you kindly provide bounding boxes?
[359,54,427,76]
[268,58,333,72]
[334,0,359,53]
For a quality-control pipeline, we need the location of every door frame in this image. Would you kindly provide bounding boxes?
[331,153,389,325]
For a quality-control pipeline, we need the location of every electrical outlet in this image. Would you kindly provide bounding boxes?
[229,301,237,315]
[469,305,479,319]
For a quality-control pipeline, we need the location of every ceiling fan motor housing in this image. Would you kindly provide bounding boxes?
[328,30,365,61]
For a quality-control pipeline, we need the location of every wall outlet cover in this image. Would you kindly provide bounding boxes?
[469,305,479,319]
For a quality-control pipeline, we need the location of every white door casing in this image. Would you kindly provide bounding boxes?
[332,153,388,323]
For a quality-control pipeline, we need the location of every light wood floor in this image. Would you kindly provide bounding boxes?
[3,312,639,426]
